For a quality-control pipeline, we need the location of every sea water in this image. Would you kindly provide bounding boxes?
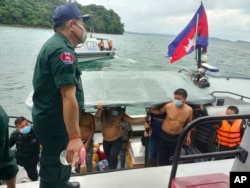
[0,25,250,130]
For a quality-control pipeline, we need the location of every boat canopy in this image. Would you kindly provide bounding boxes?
[82,71,215,108]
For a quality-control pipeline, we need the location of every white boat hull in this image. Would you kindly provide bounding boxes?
[76,50,115,63]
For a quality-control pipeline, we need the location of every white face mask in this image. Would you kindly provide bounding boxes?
[173,99,183,107]
[80,26,87,44]
[73,23,87,44]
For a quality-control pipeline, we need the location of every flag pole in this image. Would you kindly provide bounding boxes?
[194,13,202,69]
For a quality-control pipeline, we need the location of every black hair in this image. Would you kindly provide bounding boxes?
[14,116,26,127]
[227,106,239,114]
[174,88,188,99]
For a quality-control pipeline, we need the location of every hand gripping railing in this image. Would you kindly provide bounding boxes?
[168,114,250,188]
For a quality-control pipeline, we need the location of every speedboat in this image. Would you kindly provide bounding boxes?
[4,69,250,188]
[75,37,116,63]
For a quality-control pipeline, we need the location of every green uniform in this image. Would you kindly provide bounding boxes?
[32,32,84,188]
[0,106,18,181]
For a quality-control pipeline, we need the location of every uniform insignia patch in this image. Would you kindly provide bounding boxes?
[60,52,74,64]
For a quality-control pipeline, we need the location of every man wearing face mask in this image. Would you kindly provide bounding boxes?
[95,102,146,169]
[9,117,40,181]
[216,106,246,157]
[32,3,90,188]
[148,88,193,166]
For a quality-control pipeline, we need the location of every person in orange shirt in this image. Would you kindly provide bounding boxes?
[216,106,246,155]
[108,40,113,50]
[98,39,104,51]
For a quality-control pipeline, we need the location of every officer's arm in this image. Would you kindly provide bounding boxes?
[60,85,81,138]
[9,131,16,148]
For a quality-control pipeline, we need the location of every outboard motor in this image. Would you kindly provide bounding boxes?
[198,76,210,88]
[191,68,210,88]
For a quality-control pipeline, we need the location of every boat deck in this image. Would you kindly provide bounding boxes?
[0,159,233,188]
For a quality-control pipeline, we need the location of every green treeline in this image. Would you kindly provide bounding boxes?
[0,0,124,34]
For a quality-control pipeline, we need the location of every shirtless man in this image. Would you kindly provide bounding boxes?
[79,111,95,173]
[95,102,146,169]
[148,88,193,166]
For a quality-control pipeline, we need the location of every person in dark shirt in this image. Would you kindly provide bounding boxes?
[9,116,40,181]
[192,105,217,154]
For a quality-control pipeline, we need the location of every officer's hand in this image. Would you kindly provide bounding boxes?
[66,138,84,167]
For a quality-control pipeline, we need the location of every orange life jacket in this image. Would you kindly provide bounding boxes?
[98,41,104,47]
[108,41,112,47]
[217,119,242,147]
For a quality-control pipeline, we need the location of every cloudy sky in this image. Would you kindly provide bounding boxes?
[77,0,250,42]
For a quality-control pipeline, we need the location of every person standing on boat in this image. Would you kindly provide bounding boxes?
[144,111,166,167]
[0,106,18,188]
[148,88,193,166]
[95,102,146,169]
[98,39,104,51]
[216,106,246,156]
[78,110,95,173]
[9,116,40,181]
[108,40,113,50]
[32,3,90,188]
[191,105,217,154]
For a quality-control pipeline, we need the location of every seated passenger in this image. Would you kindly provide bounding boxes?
[95,102,146,169]
[9,116,40,181]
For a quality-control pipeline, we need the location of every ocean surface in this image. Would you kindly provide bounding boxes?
[1,25,250,128]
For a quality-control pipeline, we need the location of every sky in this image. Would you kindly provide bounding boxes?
[77,0,250,42]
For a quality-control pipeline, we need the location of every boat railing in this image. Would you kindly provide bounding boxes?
[168,114,250,188]
[211,91,250,101]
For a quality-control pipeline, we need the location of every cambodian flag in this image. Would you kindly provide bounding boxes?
[167,2,208,63]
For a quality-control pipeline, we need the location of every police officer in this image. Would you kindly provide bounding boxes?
[0,105,18,188]
[9,116,40,181]
[32,3,90,188]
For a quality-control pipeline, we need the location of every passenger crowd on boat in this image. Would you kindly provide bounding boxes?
[1,88,247,185]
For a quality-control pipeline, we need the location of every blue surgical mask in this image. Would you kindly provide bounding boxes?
[111,110,119,116]
[173,99,183,107]
[20,125,32,134]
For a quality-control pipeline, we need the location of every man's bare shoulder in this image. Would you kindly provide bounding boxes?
[185,104,193,111]
[166,102,174,108]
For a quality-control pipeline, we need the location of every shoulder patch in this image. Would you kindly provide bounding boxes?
[60,52,74,64]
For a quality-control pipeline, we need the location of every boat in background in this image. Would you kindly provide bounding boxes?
[75,37,116,63]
